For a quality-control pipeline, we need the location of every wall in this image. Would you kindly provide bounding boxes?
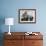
[0,0,46,46]
[0,0,46,32]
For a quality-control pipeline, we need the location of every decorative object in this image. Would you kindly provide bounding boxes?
[18,9,36,23]
[5,18,14,35]
[25,32,38,35]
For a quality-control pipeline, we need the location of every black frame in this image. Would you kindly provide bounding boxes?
[18,9,36,24]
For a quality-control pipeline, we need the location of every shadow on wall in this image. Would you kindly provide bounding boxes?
[0,16,5,46]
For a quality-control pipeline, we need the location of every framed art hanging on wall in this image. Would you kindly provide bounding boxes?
[18,9,36,23]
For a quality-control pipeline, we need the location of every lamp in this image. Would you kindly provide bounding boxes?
[5,18,14,35]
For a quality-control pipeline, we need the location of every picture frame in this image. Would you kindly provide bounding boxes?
[18,9,36,23]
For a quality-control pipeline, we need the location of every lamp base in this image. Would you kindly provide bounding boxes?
[8,32,11,35]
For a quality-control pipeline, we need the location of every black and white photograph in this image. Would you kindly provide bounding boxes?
[19,9,36,23]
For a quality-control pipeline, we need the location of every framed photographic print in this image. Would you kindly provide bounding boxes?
[18,9,36,23]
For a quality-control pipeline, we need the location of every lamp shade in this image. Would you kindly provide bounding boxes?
[5,18,14,25]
